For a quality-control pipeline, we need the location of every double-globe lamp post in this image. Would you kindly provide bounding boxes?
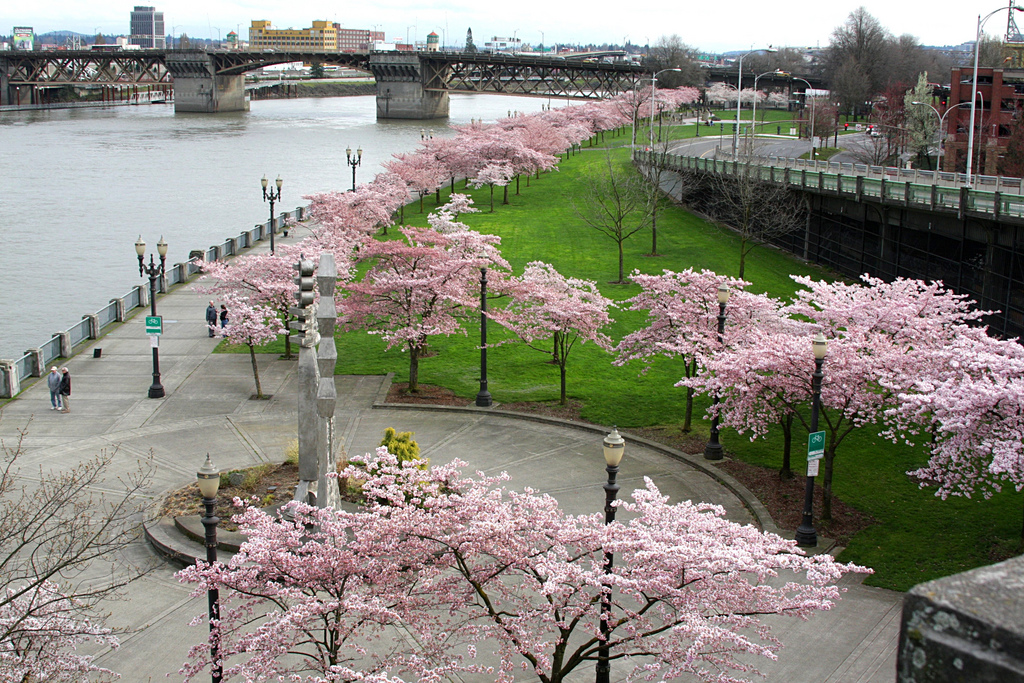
[749,70,787,143]
[197,454,223,683]
[346,146,363,192]
[733,47,776,160]
[795,332,828,548]
[703,284,730,460]
[476,267,492,407]
[911,100,975,174]
[261,175,283,255]
[596,427,625,683]
[135,235,168,399]
[790,76,817,159]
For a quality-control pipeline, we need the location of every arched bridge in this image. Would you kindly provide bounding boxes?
[0,48,647,118]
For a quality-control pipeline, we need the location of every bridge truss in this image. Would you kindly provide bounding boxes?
[0,50,171,86]
[421,52,647,98]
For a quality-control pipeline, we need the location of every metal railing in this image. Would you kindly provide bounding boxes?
[0,204,308,398]
[641,151,1024,222]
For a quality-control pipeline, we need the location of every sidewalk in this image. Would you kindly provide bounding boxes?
[0,230,901,682]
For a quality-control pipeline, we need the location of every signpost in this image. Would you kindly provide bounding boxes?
[807,430,825,477]
[145,315,163,335]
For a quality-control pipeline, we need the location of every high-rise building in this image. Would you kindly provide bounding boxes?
[130,6,165,49]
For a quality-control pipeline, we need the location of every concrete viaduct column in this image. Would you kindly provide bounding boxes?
[165,50,248,113]
[368,53,449,120]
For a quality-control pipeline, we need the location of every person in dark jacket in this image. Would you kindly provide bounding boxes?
[219,304,229,329]
[59,367,71,413]
[206,302,218,337]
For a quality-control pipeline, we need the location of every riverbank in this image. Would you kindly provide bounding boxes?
[249,79,376,100]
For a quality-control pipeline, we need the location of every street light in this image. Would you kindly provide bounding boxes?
[476,268,492,407]
[346,146,363,192]
[734,47,777,160]
[749,70,787,144]
[596,427,624,683]
[650,68,682,146]
[135,235,168,399]
[795,332,828,548]
[197,454,223,683]
[790,76,817,159]
[703,284,730,460]
[911,100,974,173]
[968,5,1024,186]
[261,175,283,255]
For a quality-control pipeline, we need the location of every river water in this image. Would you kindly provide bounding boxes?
[0,93,553,358]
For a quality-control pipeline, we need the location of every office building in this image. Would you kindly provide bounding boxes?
[130,6,165,49]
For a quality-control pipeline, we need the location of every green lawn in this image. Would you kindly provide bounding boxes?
[231,134,1024,592]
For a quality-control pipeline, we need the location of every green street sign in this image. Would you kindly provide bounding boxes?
[145,315,163,335]
[807,430,825,461]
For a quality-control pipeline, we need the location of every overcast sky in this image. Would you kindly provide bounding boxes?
[1,1,1005,52]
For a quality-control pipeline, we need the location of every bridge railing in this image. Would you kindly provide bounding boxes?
[641,151,1024,222]
[0,204,309,399]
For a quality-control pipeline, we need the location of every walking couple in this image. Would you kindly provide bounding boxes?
[47,366,71,413]
[206,301,228,337]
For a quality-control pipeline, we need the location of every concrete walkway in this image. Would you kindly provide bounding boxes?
[0,234,902,682]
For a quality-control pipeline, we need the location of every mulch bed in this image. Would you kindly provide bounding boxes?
[386,382,472,406]
[159,462,299,531]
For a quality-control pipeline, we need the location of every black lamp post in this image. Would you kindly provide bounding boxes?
[795,333,828,548]
[596,427,624,683]
[703,284,731,460]
[135,235,168,399]
[197,454,223,683]
[476,267,492,407]
[195,454,222,683]
[346,145,363,192]
[261,175,283,255]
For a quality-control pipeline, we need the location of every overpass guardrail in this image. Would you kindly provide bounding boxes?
[639,150,1024,223]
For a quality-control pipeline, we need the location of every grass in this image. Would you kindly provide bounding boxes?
[226,129,1024,592]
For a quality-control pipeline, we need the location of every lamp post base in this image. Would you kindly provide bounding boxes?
[148,383,165,399]
[795,524,817,548]
[703,441,724,460]
[475,389,492,407]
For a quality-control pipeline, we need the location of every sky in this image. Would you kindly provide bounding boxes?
[0,1,1005,52]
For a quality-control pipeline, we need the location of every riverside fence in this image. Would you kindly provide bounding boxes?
[0,206,307,399]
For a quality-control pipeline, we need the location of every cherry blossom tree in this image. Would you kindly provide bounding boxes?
[490,261,614,405]
[684,275,997,521]
[219,296,287,399]
[426,193,479,233]
[383,151,447,213]
[182,449,868,683]
[201,243,331,361]
[615,269,781,432]
[342,226,509,392]
[471,161,514,212]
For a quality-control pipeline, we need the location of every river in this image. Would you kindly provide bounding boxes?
[0,93,555,358]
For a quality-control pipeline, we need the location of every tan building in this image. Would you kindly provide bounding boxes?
[249,20,383,52]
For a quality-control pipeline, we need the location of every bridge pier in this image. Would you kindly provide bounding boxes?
[368,53,448,120]
[165,51,248,113]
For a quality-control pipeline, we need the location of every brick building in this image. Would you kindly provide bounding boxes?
[944,66,1024,175]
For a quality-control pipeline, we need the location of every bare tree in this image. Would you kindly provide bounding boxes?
[573,155,654,283]
[700,156,807,279]
[845,132,891,165]
[0,425,154,681]
[647,35,703,87]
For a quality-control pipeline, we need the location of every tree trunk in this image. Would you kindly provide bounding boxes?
[408,345,421,393]
[283,313,293,360]
[738,239,747,279]
[436,187,441,204]
[451,176,455,194]
[779,413,793,480]
[516,174,521,195]
[650,200,658,255]
[683,385,694,432]
[552,332,561,366]
[559,361,567,405]
[489,185,495,212]
[617,240,625,283]
[503,184,509,205]
[419,192,424,212]
[249,344,263,399]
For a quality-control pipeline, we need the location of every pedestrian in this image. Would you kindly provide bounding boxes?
[47,366,62,410]
[219,304,229,329]
[206,301,218,337]
[59,367,71,413]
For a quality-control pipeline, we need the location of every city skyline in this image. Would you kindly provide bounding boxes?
[0,1,1006,53]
